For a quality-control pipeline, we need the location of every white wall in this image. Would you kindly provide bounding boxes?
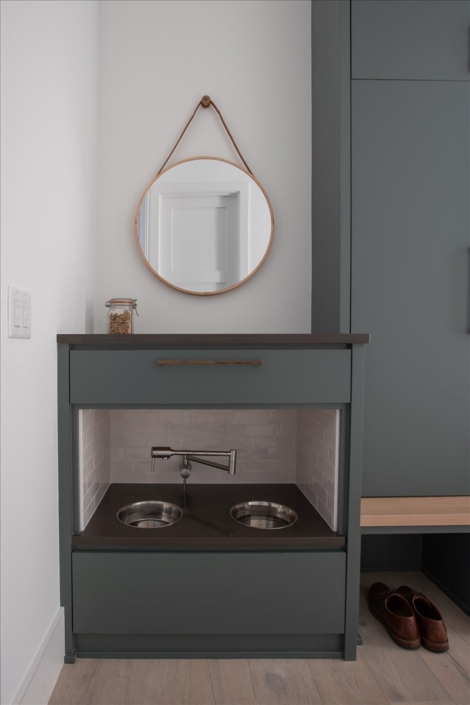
[94,0,311,333]
[0,2,98,703]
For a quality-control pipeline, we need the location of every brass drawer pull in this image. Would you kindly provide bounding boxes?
[157,359,264,366]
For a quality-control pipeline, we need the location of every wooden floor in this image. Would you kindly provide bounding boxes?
[50,571,470,705]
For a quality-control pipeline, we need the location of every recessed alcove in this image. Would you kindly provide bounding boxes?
[78,408,340,532]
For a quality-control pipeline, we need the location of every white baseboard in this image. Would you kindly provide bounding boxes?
[11,607,64,705]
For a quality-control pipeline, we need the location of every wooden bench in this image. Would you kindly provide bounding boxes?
[361,496,470,528]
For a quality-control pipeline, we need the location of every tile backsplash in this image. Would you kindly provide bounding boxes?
[78,409,110,530]
[79,408,340,532]
[296,409,340,530]
[109,409,298,485]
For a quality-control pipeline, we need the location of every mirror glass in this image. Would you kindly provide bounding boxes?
[135,157,273,295]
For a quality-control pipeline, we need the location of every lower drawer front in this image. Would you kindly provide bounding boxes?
[72,551,346,635]
[69,349,351,404]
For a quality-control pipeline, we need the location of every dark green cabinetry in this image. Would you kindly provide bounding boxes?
[351,2,470,497]
[58,337,367,661]
[69,349,351,405]
[72,551,346,635]
[352,0,470,80]
[351,80,470,496]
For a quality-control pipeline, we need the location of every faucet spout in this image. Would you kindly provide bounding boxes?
[151,447,237,479]
[185,449,237,475]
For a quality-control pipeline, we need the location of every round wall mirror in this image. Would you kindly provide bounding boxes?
[135,157,274,295]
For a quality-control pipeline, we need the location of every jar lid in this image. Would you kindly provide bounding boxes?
[105,298,137,307]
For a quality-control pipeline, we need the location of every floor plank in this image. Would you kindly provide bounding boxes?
[250,659,322,704]
[359,580,455,704]
[418,635,470,705]
[209,659,256,705]
[49,660,97,705]
[405,571,470,646]
[49,573,469,705]
[124,660,215,705]
[364,571,470,705]
[307,650,388,704]
[87,660,131,705]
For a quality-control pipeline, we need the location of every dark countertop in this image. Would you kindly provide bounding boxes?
[73,483,345,549]
[57,333,370,347]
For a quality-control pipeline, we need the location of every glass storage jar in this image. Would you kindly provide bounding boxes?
[105,298,138,334]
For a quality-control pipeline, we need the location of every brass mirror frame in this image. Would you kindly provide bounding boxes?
[134,156,274,297]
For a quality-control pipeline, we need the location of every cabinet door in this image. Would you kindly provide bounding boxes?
[72,551,346,635]
[352,0,470,80]
[351,80,470,497]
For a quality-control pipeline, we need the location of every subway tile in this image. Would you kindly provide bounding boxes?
[181,436,225,450]
[109,410,123,424]
[274,409,296,423]
[215,435,256,449]
[159,410,199,424]
[84,410,305,524]
[82,442,95,465]
[237,448,269,460]
[196,410,228,424]
[314,436,329,461]
[317,412,337,433]
[110,423,133,437]
[280,422,298,439]
[322,478,335,499]
[324,430,336,450]
[134,461,154,474]
[246,424,279,436]
[210,424,247,436]
[133,423,160,436]
[111,472,154,484]
[298,482,317,509]
[267,447,297,461]
[310,420,326,440]
[160,423,209,437]
[84,424,100,447]
[302,442,318,464]
[231,411,270,425]
[124,447,151,461]
[145,435,182,448]
[318,454,336,481]
[316,498,334,529]
[110,435,147,448]
[122,410,159,425]
[255,436,292,448]
[82,412,94,433]
[236,460,281,474]
[111,460,135,474]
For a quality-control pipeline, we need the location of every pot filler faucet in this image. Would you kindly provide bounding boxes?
[151,446,237,491]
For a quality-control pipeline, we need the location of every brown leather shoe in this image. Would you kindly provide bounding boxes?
[368,582,421,649]
[396,585,449,652]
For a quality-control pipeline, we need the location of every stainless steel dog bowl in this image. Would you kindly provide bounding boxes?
[230,501,298,530]
[117,501,182,529]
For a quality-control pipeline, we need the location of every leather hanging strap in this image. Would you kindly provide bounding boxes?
[157,95,253,175]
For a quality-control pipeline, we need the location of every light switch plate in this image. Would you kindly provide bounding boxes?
[8,286,31,338]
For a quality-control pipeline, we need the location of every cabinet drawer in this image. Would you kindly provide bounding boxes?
[69,349,350,405]
[72,551,346,635]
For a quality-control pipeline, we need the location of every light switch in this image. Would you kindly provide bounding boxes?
[14,299,23,327]
[8,286,31,338]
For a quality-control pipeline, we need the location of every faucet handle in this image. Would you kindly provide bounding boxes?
[151,446,173,459]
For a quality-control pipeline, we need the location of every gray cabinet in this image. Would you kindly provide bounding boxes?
[352,0,470,80]
[72,551,346,636]
[69,348,351,405]
[351,80,470,496]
